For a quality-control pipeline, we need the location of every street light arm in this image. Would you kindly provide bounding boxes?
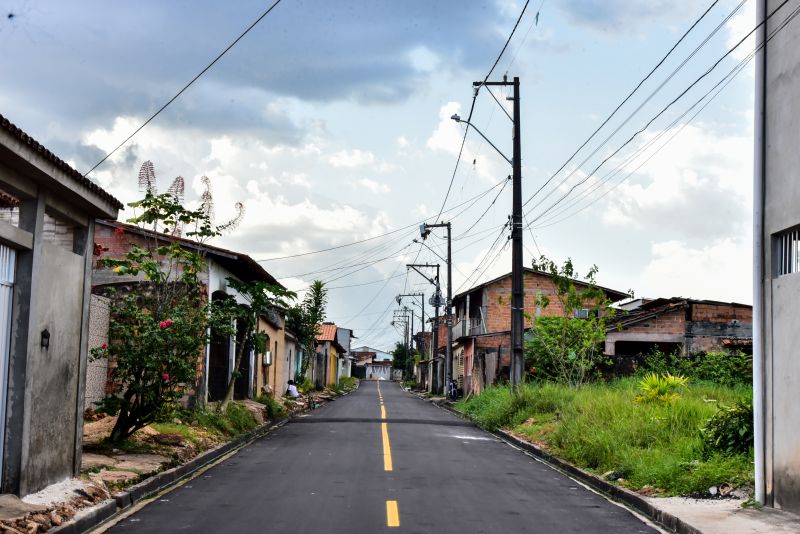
[450,114,512,165]
[413,238,448,264]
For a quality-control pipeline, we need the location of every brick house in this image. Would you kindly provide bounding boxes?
[91,220,286,405]
[605,298,753,358]
[451,268,629,395]
[314,322,345,388]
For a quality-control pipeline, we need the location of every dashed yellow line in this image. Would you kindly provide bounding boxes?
[380,405,386,419]
[382,422,393,471]
[386,500,400,527]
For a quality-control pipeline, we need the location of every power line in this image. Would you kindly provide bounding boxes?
[434,0,532,222]
[526,0,791,225]
[521,0,728,210]
[84,0,283,177]
[531,0,800,230]
[258,177,506,263]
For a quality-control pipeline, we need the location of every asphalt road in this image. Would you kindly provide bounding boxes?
[105,381,658,533]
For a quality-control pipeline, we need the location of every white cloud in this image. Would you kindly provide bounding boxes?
[598,123,752,240]
[427,102,463,155]
[408,45,439,72]
[357,178,390,194]
[727,0,756,63]
[427,102,505,182]
[329,149,376,168]
[641,238,752,303]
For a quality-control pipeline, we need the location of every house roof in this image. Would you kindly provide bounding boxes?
[453,267,629,303]
[97,220,282,287]
[0,113,124,211]
[316,323,338,342]
[613,297,752,330]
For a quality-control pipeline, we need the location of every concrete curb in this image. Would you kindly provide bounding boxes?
[51,413,295,534]
[415,393,704,534]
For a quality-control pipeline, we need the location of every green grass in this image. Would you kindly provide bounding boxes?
[192,403,258,437]
[456,378,753,496]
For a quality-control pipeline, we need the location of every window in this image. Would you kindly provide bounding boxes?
[775,227,800,277]
[574,308,590,319]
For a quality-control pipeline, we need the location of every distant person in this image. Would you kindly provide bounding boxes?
[286,379,301,398]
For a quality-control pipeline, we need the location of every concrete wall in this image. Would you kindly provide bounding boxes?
[84,295,110,410]
[255,314,286,398]
[22,242,84,492]
[762,0,800,512]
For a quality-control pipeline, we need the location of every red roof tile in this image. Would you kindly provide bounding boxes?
[316,323,338,342]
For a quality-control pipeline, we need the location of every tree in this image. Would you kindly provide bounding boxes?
[285,280,328,379]
[392,342,411,372]
[524,256,627,388]
[214,278,295,411]
[92,192,220,443]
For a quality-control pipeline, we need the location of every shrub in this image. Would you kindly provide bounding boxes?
[635,373,689,403]
[256,394,288,420]
[339,376,358,390]
[701,399,753,457]
[688,351,752,387]
[639,349,752,387]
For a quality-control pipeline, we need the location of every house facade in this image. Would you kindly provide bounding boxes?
[606,298,753,358]
[92,220,284,406]
[0,114,121,495]
[315,323,344,387]
[753,0,800,511]
[451,268,628,395]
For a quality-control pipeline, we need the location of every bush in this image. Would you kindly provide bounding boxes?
[256,394,288,420]
[339,376,358,390]
[701,399,753,457]
[635,373,688,403]
[639,350,751,387]
[457,378,753,495]
[192,404,258,437]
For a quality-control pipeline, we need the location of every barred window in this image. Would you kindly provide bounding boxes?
[775,228,800,277]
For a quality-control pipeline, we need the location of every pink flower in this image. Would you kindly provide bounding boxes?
[159,321,167,329]
[101,342,107,350]
[165,319,173,326]
[163,373,170,381]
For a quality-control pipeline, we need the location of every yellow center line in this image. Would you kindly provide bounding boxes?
[382,422,393,471]
[380,405,386,419]
[386,500,400,527]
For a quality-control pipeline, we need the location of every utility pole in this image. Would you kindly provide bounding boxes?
[407,264,441,393]
[420,223,452,393]
[472,75,524,387]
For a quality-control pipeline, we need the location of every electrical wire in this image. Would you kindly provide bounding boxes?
[84,0,283,177]
[521,0,728,210]
[526,0,791,225]
[434,0,531,222]
[531,0,800,229]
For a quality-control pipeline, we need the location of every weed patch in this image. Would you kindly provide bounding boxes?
[458,378,753,496]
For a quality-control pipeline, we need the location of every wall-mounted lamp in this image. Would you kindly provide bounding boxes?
[41,329,50,350]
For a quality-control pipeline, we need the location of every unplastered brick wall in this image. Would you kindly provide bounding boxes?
[0,207,19,227]
[690,303,752,323]
[483,271,578,333]
[85,294,111,411]
[42,212,75,250]
[621,307,686,335]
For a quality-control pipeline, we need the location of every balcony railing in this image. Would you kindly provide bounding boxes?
[452,316,485,339]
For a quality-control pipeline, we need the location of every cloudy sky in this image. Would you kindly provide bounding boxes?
[0,0,761,349]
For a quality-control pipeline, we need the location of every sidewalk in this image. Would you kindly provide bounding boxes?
[647,496,800,534]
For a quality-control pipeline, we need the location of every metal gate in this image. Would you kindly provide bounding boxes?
[0,244,16,480]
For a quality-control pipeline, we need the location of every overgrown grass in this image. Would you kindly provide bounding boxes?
[255,394,288,420]
[456,378,753,496]
[192,403,258,437]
